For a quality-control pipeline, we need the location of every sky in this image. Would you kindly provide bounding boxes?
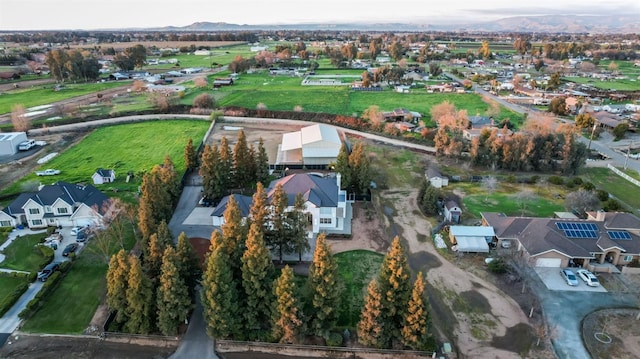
[0,0,639,31]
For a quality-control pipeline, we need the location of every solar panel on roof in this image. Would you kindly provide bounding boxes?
[608,231,631,240]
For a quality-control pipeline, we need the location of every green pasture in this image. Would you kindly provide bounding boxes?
[0,81,131,115]
[335,250,384,327]
[580,167,640,213]
[2,120,209,195]
[463,191,565,218]
[0,233,50,273]
[565,76,640,91]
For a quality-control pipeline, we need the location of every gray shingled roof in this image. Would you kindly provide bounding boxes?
[2,193,34,216]
[267,173,338,207]
[210,194,253,217]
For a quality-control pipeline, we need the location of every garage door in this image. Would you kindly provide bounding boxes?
[535,258,562,267]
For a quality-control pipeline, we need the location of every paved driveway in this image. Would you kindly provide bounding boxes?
[535,267,607,293]
[525,267,637,359]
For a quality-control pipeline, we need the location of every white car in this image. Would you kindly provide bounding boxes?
[576,269,600,287]
[70,226,84,236]
[36,169,61,176]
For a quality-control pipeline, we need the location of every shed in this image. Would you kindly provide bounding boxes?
[449,226,495,253]
[0,132,28,156]
[426,167,448,188]
[92,168,115,184]
[444,200,462,223]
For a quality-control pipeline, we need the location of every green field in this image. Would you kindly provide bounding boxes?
[463,192,565,218]
[564,76,640,91]
[21,225,137,334]
[0,275,30,303]
[2,120,210,195]
[335,250,384,327]
[0,81,131,115]
[580,167,640,214]
[0,233,50,273]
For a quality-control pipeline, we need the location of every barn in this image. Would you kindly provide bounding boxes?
[0,132,28,156]
[276,124,342,168]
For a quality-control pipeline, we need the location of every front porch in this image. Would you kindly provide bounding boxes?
[587,261,621,274]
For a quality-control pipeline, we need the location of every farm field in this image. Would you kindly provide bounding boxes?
[580,167,640,214]
[564,76,640,91]
[1,120,210,195]
[0,81,131,115]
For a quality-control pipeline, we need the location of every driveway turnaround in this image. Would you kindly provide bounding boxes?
[535,267,607,293]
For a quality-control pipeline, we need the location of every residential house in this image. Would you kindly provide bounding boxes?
[481,211,640,272]
[211,173,351,236]
[92,168,116,185]
[382,108,421,123]
[444,200,462,223]
[0,181,111,229]
[276,124,342,167]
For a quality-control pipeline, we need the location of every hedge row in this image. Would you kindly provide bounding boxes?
[18,261,71,320]
[0,282,29,317]
[0,270,37,282]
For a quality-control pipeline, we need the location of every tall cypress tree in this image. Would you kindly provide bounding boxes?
[184,138,198,172]
[158,155,180,206]
[156,247,192,336]
[176,232,201,300]
[249,182,269,233]
[348,142,371,194]
[378,236,412,347]
[272,265,304,344]
[155,220,173,248]
[200,144,221,201]
[401,271,430,350]
[334,142,351,190]
[255,138,270,185]
[106,249,130,325]
[201,244,241,339]
[241,222,275,335]
[219,136,233,191]
[233,129,252,189]
[307,233,342,337]
[144,233,165,280]
[288,193,310,263]
[221,195,247,278]
[357,278,386,348]
[268,183,290,263]
[125,254,154,334]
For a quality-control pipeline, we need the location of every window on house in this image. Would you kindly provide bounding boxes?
[623,255,633,262]
[45,206,52,213]
[32,219,43,225]
[57,207,69,214]
[29,208,40,215]
[320,218,332,224]
[0,220,11,227]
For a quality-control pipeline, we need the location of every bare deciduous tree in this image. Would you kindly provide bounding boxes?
[481,176,498,201]
[515,188,536,216]
[11,104,30,132]
[193,76,208,88]
[565,189,600,216]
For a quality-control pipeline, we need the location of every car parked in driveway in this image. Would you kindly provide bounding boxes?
[560,268,579,286]
[62,243,79,256]
[576,269,600,287]
[70,226,84,236]
[37,262,60,281]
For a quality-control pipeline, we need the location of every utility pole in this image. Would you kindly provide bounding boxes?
[587,120,598,152]
[624,140,633,170]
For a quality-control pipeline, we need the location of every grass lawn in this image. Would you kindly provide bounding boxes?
[367,144,425,189]
[0,81,130,115]
[0,275,30,302]
[335,250,384,328]
[2,120,210,195]
[580,167,640,213]
[564,76,640,91]
[21,226,137,334]
[464,192,565,218]
[0,233,50,273]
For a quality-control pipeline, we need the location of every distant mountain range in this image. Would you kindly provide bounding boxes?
[152,15,640,34]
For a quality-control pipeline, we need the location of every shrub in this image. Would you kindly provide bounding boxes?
[46,226,57,235]
[571,177,583,186]
[595,189,609,202]
[548,176,564,185]
[581,182,595,191]
[324,332,344,347]
[603,199,622,211]
[0,283,29,316]
[487,258,508,274]
[530,175,540,184]
[506,175,516,183]
[193,93,214,109]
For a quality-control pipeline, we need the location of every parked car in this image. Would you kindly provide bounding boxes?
[70,226,84,236]
[36,169,61,176]
[76,229,88,242]
[500,240,512,249]
[560,268,579,286]
[37,262,60,281]
[45,232,63,242]
[576,269,600,287]
[62,243,79,256]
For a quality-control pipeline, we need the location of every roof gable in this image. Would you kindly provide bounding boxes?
[268,173,338,207]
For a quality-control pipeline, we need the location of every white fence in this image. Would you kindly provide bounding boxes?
[607,164,640,188]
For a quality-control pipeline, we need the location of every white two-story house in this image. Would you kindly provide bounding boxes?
[211,173,352,236]
[0,181,110,229]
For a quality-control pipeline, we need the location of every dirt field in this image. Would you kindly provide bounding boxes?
[582,309,640,359]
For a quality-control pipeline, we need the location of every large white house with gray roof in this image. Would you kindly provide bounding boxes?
[0,181,111,229]
[211,173,351,236]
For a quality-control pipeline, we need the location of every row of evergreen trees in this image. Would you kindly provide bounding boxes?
[334,142,371,194]
[199,130,270,203]
[106,223,200,335]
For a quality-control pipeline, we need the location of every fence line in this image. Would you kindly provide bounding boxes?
[607,164,640,188]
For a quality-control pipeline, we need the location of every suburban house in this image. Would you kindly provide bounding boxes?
[276,124,342,168]
[382,108,422,123]
[211,173,351,236]
[449,226,496,253]
[426,167,448,188]
[0,181,111,229]
[481,211,640,272]
[92,168,116,185]
[444,200,462,223]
